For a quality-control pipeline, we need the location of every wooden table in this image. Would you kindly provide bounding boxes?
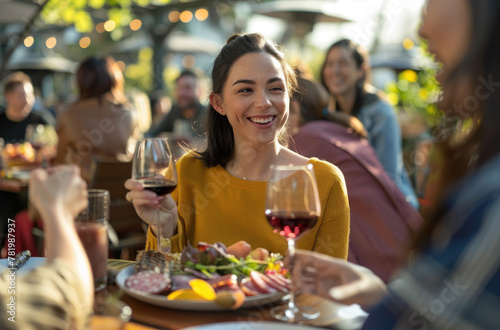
[104,260,367,330]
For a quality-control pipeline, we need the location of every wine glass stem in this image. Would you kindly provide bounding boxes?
[287,238,298,316]
[156,210,161,252]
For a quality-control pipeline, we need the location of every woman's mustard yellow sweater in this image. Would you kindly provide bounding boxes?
[146,154,350,259]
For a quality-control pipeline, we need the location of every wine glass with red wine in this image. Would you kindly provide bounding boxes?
[132,138,178,253]
[265,163,321,322]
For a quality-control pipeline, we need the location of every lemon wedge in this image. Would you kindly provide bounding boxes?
[167,289,205,300]
[188,279,217,300]
[166,279,217,301]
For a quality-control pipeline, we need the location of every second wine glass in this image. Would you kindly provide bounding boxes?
[132,137,177,253]
[265,163,321,322]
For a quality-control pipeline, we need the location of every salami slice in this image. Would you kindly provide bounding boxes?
[126,271,171,294]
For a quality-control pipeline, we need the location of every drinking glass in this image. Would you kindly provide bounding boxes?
[75,189,110,291]
[265,163,321,322]
[132,137,178,253]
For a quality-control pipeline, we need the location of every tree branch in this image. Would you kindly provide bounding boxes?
[0,0,51,80]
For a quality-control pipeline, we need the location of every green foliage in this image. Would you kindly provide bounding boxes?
[124,47,153,91]
[40,0,157,34]
[384,46,441,127]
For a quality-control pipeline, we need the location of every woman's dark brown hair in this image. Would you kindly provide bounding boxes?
[413,0,500,250]
[198,32,297,168]
[76,56,126,104]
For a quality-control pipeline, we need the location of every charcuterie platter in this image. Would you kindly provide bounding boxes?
[116,241,291,311]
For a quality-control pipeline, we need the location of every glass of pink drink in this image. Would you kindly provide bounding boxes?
[76,189,110,291]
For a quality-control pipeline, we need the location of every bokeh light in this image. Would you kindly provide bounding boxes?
[104,20,116,32]
[45,37,57,49]
[195,8,209,21]
[79,37,91,48]
[96,22,105,33]
[130,19,142,31]
[116,61,126,71]
[168,11,180,23]
[180,11,193,23]
[24,36,34,47]
[182,55,196,69]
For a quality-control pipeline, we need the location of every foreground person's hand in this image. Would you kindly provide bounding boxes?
[124,178,178,237]
[292,250,388,310]
[29,165,88,220]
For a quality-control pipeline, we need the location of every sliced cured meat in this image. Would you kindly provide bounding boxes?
[259,273,288,293]
[266,272,291,290]
[126,271,171,294]
[209,274,239,292]
[240,278,260,296]
[249,271,277,294]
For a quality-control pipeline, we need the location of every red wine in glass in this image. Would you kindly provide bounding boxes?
[265,163,321,322]
[138,178,177,196]
[132,137,178,253]
[265,211,318,239]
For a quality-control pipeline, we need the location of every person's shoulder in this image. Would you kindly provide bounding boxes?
[27,111,52,126]
[176,151,205,169]
[309,157,344,181]
[361,93,395,116]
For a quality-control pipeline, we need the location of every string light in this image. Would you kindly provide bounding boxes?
[104,20,116,32]
[96,22,105,33]
[195,8,209,21]
[24,36,34,47]
[79,37,91,48]
[116,61,126,71]
[179,10,193,23]
[168,11,180,23]
[182,55,196,69]
[46,37,57,49]
[130,19,142,31]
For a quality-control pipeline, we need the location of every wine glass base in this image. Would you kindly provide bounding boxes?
[270,305,320,322]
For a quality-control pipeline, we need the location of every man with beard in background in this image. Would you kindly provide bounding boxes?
[146,70,206,140]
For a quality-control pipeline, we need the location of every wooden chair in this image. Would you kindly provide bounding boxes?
[89,157,147,260]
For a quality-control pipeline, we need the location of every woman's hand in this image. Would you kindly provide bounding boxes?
[124,178,178,237]
[29,165,88,221]
[292,250,388,310]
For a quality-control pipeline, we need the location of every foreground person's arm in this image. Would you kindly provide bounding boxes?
[0,166,93,329]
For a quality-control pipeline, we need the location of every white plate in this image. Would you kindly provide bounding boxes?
[182,321,319,330]
[0,257,47,275]
[116,265,289,311]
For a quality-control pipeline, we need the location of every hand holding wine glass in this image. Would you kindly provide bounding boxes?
[265,163,321,322]
[132,138,178,253]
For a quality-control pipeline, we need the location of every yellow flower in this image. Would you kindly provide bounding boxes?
[387,93,399,106]
[400,70,418,83]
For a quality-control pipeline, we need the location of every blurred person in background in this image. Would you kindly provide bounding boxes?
[0,71,54,143]
[0,165,93,329]
[291,0,500,328]
[288,76,422,283]
[321,39,419,209]
[0,72,55,249]
[150,93,172,126]
[56,56,140,182]
[146,70,207,141]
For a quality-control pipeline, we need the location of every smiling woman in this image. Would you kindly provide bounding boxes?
[125,32,350,259]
